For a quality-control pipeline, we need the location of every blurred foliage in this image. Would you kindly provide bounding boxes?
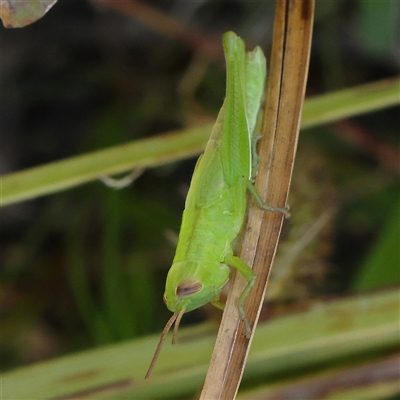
[2,289,398,399]
[0,2,399,394]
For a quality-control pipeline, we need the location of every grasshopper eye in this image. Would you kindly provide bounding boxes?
[176,278,202,298]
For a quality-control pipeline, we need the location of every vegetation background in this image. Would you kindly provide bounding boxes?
[1,0,399,397]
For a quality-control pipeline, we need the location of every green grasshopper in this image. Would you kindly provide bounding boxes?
[146,31,288,378]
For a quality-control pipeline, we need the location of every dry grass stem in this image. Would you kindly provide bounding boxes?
[200,1,315,398]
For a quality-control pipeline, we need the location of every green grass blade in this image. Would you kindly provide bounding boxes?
[352,195,400,291]
[302,76,400,129]
[1,77,399,207]
[1,288,398,399]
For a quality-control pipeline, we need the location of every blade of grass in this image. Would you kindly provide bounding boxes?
[352,194,400,291]
[1,289,398,399]
[1,77,399,207]
[237,354,400,400]
[66,199,114,344]
[101,189,136,339]
[302,75,400,129]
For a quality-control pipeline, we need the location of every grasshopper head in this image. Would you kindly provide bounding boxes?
[145,261,229,379]
[164,260,230,313]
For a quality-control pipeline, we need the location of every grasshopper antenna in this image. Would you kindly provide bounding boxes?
[145,307,186,379]
[172,307,186,345]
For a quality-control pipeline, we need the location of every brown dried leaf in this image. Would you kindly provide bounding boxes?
[1,0,57,28]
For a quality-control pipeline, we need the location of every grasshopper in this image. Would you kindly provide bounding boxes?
[146,31,288,378]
